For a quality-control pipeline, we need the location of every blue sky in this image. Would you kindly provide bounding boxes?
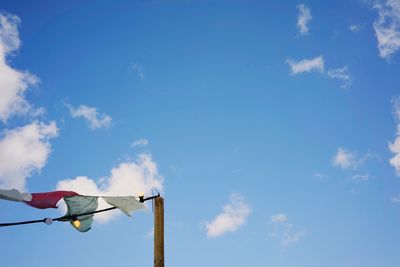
[1,0,400,266]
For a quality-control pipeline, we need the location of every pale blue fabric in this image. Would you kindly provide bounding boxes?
[64,196,98,232]
[102,196,146,216]
[0,188,32,202]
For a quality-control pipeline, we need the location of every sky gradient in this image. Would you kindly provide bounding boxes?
[1,1,400,267]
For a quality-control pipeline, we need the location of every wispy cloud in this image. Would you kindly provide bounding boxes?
[349,23,363,32]
[372,0,400,60]
[67,104,112,130]
[391,195,400,204]
[57,153,163,222]
[268,213,306,247]
[350,174,371,182]
[332,147,360,170]
[389,97,400,175]
[130,63,145,80]
[286,55,353,89]
[132,138,149,148]
[270,213,288,223]
[0,12,41,122]
[297,4,312,35]
[314,172,329,181]
[332,148,376,184]
[286,55,324,75]
[327,66,352,89]
[205,193,251,238]
[0,121,58,190]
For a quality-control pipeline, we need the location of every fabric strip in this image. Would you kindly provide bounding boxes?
[64,195,98,232]
[0,188,32,202]
[102,196,146,216]
[25,191,78,209]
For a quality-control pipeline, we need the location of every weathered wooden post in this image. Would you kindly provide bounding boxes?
[154,196,164,267]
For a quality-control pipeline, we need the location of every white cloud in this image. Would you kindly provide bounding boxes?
[350,174,370,182]
[297,4,312,35]
[268,213,306,247]
[205,193,251,238]
[131,63,144,80]
[0,12,40,123]
[0,13,57,192]
[270,213,288,223]
[132,138,149,148]
[286,55,324,75]
[67,104,112,129]
[389,139,400,174]
[281,228,307,246]
[314,172,329,181]
[56,153,163,222]
[286,56,352,90]
[391,195,400,204]
[349,23,363,32]
[0,121,58,190]
[332,147,359,170]
[0,13,20,54]
[389,97,400,175]
[327,66,352,89]
[372,0,400,60]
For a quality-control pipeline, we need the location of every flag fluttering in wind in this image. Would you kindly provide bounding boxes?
[64,195,98,232]
[25,191,79,209]
[0,188,146,232]
[0,188,32,202]
[103,196,145,216]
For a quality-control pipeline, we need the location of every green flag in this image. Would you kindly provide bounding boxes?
[64,196,98,232]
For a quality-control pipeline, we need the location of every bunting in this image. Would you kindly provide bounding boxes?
[64,196,98,232]
[0,188,147,232]
[25,191,78,209]
[0,189,32,202]
[103,196,146,216]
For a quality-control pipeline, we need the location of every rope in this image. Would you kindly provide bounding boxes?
[0,194,160,228]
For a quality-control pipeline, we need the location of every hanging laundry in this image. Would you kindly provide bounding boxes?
[0,188,32,202]
[102,196,146,216]
[25,191,78,209]
[64,195,98,232]
[0,189,154,232]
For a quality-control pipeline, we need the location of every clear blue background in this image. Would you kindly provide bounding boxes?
[1,1,400,266]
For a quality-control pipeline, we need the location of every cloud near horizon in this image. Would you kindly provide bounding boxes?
[205,193,251,238]
[56,153,163,222]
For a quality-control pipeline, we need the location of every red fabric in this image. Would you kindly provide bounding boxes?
[25,191,79,209]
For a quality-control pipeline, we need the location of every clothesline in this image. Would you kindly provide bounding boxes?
[0,188,160,232]
[0,206,117,227]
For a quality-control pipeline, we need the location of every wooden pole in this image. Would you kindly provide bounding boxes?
[154,196,164,267]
